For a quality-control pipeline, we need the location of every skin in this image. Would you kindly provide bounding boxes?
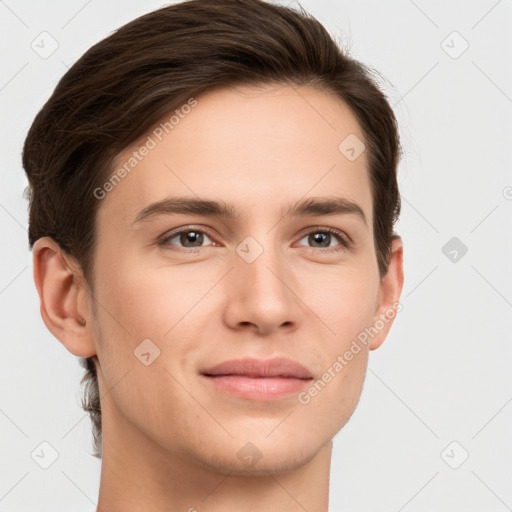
[33,83,403,512]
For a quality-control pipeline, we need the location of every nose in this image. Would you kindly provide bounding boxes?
[222,240,302,336]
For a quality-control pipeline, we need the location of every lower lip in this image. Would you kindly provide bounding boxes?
[202,375,312,400]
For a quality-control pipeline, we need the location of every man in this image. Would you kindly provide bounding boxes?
[23,0,403,510]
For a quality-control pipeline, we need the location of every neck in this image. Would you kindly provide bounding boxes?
[96,404,333,512]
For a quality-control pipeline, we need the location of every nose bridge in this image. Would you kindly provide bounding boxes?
[224,230,300,333]
[239,235,287,296]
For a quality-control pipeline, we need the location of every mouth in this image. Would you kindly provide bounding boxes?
[200,357,313,401]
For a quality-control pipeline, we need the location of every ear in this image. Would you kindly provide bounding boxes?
[369,236,404,350]
[32,237,96,358]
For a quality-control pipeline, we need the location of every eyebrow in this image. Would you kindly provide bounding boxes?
[132,195,367,226]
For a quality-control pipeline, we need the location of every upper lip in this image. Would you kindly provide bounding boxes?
[201,357,313,379]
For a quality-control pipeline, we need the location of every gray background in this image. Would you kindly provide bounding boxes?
[1,0,511,510]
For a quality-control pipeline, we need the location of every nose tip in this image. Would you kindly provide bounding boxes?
[223,248,300,335]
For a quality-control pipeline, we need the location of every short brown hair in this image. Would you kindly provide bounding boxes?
[22,0,402,459]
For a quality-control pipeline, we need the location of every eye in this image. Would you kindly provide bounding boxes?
[158,227,215,251]
[297,227,350,252]
[158,225,351,253]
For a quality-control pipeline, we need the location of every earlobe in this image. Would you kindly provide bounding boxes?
[369,236,404,351]
[33,237,96,358]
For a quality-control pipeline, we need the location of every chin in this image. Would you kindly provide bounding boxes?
[190,434,326,477]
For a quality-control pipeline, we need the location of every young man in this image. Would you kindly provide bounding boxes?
[23,0,403,510]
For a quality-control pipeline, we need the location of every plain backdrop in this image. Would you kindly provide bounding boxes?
[1,1,511,510]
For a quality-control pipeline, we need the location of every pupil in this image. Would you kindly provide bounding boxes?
[182,231,202,246]
[311,233,329,247]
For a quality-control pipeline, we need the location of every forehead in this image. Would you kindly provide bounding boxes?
[99,84,372,227]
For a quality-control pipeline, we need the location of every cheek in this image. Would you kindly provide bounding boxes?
[310,266,380,344]
[88,262,170,406]
[301,268,377,417]
[89,264,194,446]
[90,259,209,399]
[93,258,187,340]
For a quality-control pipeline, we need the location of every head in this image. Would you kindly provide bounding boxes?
[24,0,403,470]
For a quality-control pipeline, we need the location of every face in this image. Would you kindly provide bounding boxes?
[89,83,394,475]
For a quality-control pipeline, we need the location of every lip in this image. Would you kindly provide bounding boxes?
[200,357,313,401]
[202,357,313,379]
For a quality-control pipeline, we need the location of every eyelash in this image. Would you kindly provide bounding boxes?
[157,225,351,253]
